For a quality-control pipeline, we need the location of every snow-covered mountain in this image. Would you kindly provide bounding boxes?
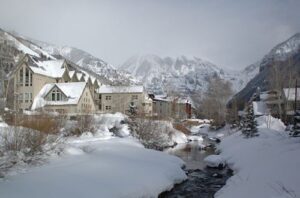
[119,54,259,95]
[260,33,300,70]
[1,28,138,100]
[231,33,300,108]
[27,40,137,85]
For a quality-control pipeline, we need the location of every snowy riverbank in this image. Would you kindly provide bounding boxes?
[216,116,300,198]
[0,113,189,198]
[0,135,187,198]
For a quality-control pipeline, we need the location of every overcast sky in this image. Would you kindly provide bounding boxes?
[0,0,300,70]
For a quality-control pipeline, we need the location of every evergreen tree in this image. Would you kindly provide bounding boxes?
[241,103,258,138]
[291,110,300,137]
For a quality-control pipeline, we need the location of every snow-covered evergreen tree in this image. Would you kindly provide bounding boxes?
[241,103,258,138]
[291,110,300,137]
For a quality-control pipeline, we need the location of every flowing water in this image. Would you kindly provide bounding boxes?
[160,138,232,198]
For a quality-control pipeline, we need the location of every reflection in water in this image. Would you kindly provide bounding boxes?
[165,138,215,170]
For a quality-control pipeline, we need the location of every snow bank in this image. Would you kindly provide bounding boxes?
[216,117,300,198]
[187,135,204,142]
[93,113,130,137]
[0,137,187,198]
[171,130,188,144]
[0,116,7,127]
[256,115,286,131]
[204,155,225,168]
[190,123,210,134]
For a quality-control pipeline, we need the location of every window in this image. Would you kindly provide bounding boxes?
[29,72,32,86]
[105,95,111,100]
[19,68,23,86]
[30,93,32,103]
[51,89,62,101]
[25,93,29,103]
[132,95,138,100]
[25,68,29,86]
[57,92,61,101]
[105,106,111,110]
[18,93,23,103]
[52,92,55,101]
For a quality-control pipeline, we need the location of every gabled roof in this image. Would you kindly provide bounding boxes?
[31,82,87,110]
[97,85,144,94]
[283,88,300,101]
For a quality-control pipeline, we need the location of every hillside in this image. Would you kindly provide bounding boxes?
[27,40,137,85]
[231,33,300,109]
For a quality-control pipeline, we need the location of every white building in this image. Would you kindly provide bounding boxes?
[31,82,96,114]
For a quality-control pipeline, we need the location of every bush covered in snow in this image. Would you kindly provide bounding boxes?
[0,125,61,177]
[129,118,187,150]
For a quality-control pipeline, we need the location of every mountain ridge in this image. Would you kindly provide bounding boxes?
[231,32,300,109]
[119,54,259,96]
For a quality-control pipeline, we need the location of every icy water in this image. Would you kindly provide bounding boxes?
[160,138,232,198]
[165,139,215,170]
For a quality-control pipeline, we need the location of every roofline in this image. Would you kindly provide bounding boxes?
[8,54,30,79]
[98,91,144,94]
[77,83,96,108]
[44,84,68,100]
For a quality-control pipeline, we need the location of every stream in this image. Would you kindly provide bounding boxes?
[160,138,232,198]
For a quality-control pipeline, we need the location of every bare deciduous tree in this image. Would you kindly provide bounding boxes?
[199,76,233,127]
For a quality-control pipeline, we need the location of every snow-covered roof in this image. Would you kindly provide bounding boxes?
[260,92,269,101]
[97,85,144,94]
[84,75,91,83]
[69,71,76,78]
[153,95,192,105]
[153,95,172,102]
[76,73,83,80]
[260,90,281,101]
[90,76,96,84]
[253,101,269,116]
[283,88,300,101]
[31,82,87,110]
[29,59,66,78]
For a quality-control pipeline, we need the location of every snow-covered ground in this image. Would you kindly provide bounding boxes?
[216,116,300,198]
[0,135,186,198]
[0,113,187,198]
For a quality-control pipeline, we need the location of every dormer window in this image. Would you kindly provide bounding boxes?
[51,89,62,101]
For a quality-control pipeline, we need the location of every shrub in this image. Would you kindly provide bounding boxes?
[129,118,175,150]
[3,113,66,134]
[0,126,61,176]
